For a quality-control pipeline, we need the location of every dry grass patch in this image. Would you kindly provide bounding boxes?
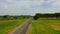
[50,24,60,31]
[26,24,32,34]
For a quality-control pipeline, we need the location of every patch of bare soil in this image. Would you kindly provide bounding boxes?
[50,24,60,31]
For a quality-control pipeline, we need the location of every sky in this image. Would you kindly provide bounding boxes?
[0,0,60,16]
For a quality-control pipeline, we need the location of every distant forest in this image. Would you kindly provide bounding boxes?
[0,13,60,20]
[0,15,32,20]
[34,13,60,20]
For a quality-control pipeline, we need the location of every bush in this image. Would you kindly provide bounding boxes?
[33,13,40,20]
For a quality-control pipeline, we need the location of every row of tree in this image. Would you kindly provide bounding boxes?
[0,13,60,20]
[0,15,32,20]
[34,13,60,20]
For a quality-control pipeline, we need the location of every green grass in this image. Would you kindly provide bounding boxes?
[31,19,60,34]
[0,19,28,34]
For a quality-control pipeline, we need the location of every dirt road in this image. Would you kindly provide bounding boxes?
[10,18,33,34]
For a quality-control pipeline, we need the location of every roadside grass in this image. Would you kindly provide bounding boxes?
[31,18,60,34]
[0,19,28,34]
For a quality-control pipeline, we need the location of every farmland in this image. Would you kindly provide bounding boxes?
[31,18,60,34]
[0,19,27,34]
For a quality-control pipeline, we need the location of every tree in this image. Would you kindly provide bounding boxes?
[2,15,9,20]
[33,13,40,20]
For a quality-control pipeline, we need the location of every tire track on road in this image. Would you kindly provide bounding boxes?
[10,18,33,34]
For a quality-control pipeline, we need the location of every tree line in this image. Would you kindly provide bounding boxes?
[0,15,32,20]
[34,13,60,20]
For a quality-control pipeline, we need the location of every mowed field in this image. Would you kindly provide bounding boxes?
[0,19,27,34]
[31,18,60,34]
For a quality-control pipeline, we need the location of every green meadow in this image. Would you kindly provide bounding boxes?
[31,18,60,34]
[0,19,27,34]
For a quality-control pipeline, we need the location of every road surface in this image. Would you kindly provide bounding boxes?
[10,18,33,34]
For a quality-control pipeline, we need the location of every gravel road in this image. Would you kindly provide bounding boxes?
[10,18,33,34]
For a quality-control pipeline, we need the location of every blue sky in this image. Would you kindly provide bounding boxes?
[0,0,60,16]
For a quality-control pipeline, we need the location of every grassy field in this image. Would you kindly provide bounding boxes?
[0,19,28,34]
[31,18,60,34]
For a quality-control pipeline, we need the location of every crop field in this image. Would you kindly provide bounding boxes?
[0,19,27,34]
[31,18,60,34]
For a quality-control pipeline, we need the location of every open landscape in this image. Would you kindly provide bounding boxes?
[0,13,60,34]
[0,0,60,34]
[0,19,28,34]
[30,18,60,34]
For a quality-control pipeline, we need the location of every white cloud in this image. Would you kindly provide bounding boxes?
[50,0,60,7]
[6,0,16,2]
[0,0,60,15]
[52,1,60,6]
[31,1,44,6]
[18,1,30,8]
[4,5,8,9]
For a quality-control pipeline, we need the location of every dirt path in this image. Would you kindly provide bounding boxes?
[10,18,33,34]
[26,24,32,34]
